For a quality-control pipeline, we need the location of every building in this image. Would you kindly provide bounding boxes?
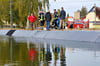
[86,6,100,28]
[74,12,80,20]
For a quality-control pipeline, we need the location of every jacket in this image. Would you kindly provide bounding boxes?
[38,13,45,21]
[45,12,51,22]
[53,12,58,20]
[60,10,66,19]
[28,15,37,22]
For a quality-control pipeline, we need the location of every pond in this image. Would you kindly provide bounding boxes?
[0,36,100,66]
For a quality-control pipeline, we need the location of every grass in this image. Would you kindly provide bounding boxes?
[0,28,100,31]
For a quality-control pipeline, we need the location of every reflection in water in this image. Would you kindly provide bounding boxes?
[28,44,38,66]
[39,43,52,66]
[60,47,66,66]
[0,36,100,66]
[29,48,37,61]
[53,46,60,66]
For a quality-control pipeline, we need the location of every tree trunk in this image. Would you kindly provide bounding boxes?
[42,0,46,13]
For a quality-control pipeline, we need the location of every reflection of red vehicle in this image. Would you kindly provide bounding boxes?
[29,48,37,61]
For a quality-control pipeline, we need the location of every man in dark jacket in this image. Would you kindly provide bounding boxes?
[60,7,66,29]
[45,10,51,30]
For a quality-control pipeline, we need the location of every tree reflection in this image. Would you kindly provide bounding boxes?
[0,37,39,66]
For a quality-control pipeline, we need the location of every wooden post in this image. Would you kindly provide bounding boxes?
[94,3,96,28]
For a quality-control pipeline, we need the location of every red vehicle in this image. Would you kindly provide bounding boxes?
[74,20,84,28]
[82,19,89,28]
[67,17,89,29]
[67,16,74,28]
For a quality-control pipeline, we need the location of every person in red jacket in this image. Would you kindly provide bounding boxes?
[28,13,37,30]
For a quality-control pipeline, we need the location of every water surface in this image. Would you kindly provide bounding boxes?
[0,36,100,66]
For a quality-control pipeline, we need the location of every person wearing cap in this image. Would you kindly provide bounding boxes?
[60,7,66,29]
[45,10,52,30]
[52,9,58,29]
[38,10,45,30]
[28,13,37,30]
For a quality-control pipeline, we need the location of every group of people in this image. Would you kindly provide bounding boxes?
[28,7,66,30]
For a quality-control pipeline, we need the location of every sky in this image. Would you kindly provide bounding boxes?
[49,0,100,16]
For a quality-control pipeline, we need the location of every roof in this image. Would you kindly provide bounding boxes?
[96,7,100,19]
[88,6,100,19]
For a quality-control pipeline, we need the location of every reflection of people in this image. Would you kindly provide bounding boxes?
[53,47,59,60]
[40,44,52,59]
[52,46,60,66]
[28,13,37,30]
[46,44,52,61]
[38,10,45,30]
[60,47,66,66]
[29,48,37,61]
[45,10,52,31]
[39,44,52,66]
[40,48,45,61]
[60,7,66,29]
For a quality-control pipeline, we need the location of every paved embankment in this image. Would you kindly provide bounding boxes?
[0,30,100,43]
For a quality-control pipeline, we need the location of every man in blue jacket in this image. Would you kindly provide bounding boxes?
[60,7,66,29]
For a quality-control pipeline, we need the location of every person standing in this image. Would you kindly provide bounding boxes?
[60,7,66,29]
[28,13,37,30]
[57,16,60,28]
[52,9,58,29]
[45,10,52,30]
[38,10,45,30]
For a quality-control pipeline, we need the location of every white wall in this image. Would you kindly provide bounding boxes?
[86,12,100,21]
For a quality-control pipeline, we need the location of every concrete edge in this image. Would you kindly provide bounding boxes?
[0,30,100,43]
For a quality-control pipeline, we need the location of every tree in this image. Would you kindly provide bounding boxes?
[57,9,60,16]
[0,0,58,28]
[80,6,87,19]
[65,13,69,22]
[67,13,69,18]
[42,0,47,13]
[0,0,10,24]
[38,1,42,11]
[41,0,56,13]
[77,10,81,12]
[76,7,87,19]
[0,0,41,27]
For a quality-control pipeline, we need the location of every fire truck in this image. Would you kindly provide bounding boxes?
[67,16,89,29]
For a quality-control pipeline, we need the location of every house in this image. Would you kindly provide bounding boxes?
[86,6,100,28]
